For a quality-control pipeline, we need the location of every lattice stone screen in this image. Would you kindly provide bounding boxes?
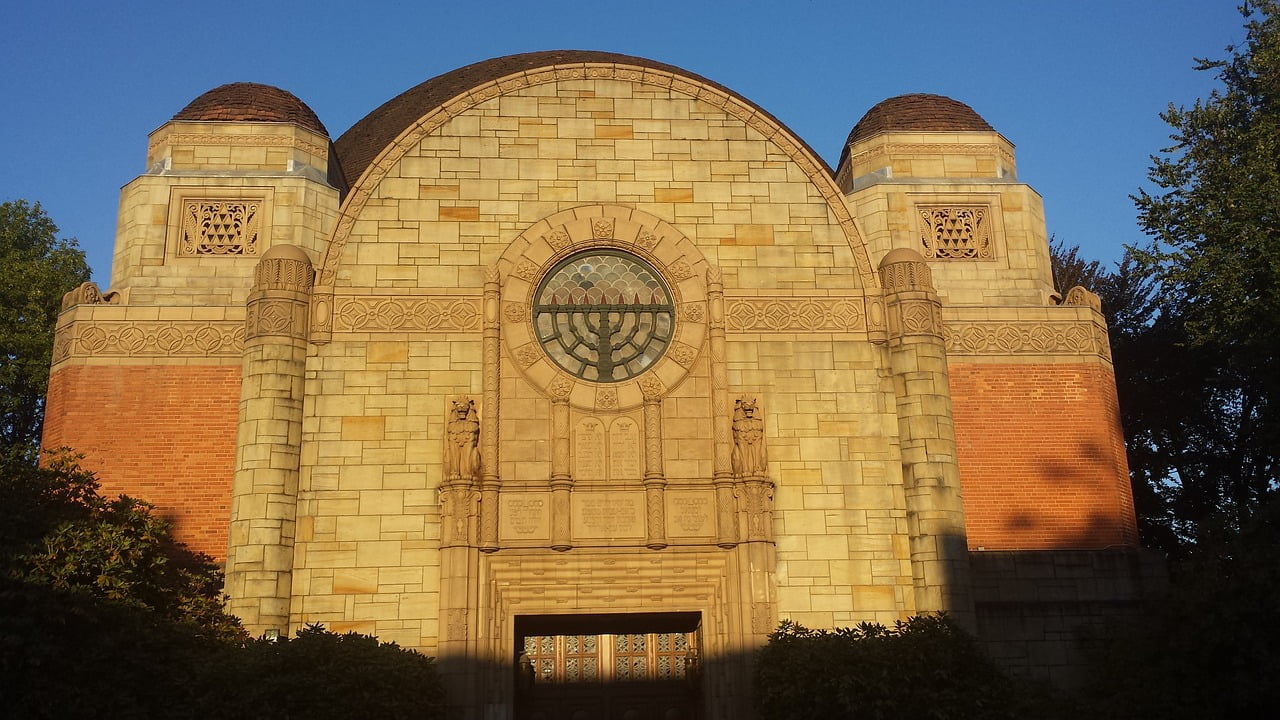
[179,199,261,256]
[918,206,992,260]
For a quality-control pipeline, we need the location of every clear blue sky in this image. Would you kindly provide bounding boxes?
[0,0,1247,284]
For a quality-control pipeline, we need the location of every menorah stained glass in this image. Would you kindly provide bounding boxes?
[534,251,675,382]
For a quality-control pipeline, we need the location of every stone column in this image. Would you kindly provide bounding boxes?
[479,266,501,552]
[226,244,313,636]
[878,248,974,626]
[549,378,573,552]
[641,376,668,550]
[706,267,738,548]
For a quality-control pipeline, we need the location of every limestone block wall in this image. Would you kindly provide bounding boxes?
[287,67,919,652]
[846,180,1054,307]
[111,120,339,306]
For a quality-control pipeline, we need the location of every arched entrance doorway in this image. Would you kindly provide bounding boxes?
[515,612,702,720]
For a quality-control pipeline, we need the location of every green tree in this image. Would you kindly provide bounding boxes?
[0,200,90,461]
[0,453,244,640]
[1131,0,1280,538]
[754,616,1055,720]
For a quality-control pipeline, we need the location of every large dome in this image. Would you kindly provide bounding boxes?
[846,93,993,146]
[172,82,328,136]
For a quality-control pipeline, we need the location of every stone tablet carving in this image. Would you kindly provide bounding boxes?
[666,490,716,538]
[573,418,606,480]
[608,417,642,480]
[499,493,551,541]
[572,492,644,539]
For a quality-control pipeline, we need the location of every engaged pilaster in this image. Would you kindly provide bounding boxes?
[879,248,974,626]
[226,244,313,636]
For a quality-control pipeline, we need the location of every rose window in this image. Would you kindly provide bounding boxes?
[533,251,674,382]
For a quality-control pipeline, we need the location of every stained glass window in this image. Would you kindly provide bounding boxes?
[533,251,675,382]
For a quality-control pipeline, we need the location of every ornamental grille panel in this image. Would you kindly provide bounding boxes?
[179,199,261,256]
[918,205,992,260]
[520,631,696,684]
[533,251,674,382]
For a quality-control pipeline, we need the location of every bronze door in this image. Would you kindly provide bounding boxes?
[515,614,701,720]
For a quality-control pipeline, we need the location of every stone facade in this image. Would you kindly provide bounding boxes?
[44,52,1150,718]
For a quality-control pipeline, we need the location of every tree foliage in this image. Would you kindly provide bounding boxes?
[0,200,90,461]
[1129,0,1280,541]
[755,616,1053,720]
[0,452,244,640]
[0,581,446,720]
[0,457,445,719]
[1080,496,1280,718]
[1052,2,1280,555]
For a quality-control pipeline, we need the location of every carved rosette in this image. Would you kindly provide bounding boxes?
[497,206,712,412]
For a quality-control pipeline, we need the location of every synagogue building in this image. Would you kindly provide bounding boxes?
[43,51,1158,720]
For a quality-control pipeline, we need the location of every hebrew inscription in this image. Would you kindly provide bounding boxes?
[573,418,606,480]
[573,492,644,539]
[608,418,642,480]
[498,493,550,541]
[666,490,716,538]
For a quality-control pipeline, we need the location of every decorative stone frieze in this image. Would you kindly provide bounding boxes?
[53,320,244,364]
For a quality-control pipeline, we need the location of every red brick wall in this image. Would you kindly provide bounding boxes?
[43,364,241,559]
[949,362,1138,550]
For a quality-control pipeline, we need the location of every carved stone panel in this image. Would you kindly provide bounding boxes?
[573,418,606,480]
[918,206,992,260]
[180,199,262,256]
[665,490,716,539]
[498,492,551,542]
[608,417,642,480]
[572,491,645,540]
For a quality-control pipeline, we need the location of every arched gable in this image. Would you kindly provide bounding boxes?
[318,53,876,289]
